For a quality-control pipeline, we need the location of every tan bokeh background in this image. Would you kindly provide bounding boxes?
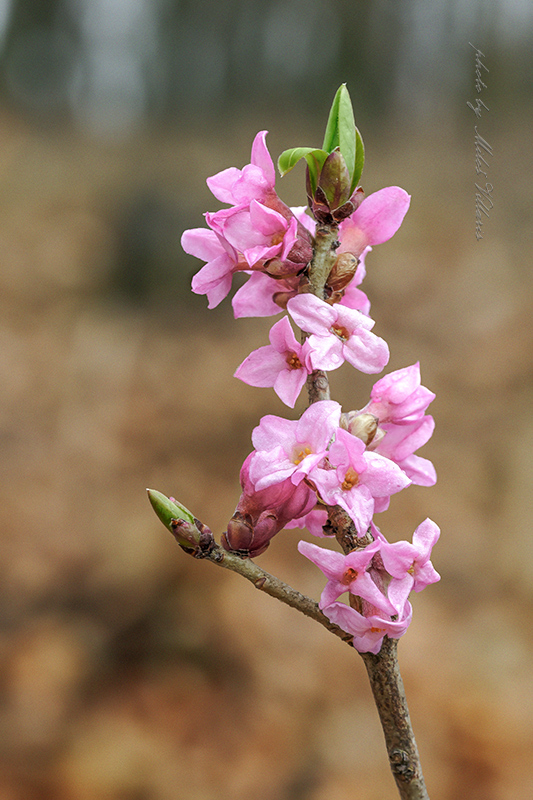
[0,102,532,800]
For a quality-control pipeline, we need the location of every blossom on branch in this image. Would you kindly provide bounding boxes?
[287,294,389,373]
[298,539,396,614]
[323,599,413,655]
[234,316,311,408]
[249,400,341,490]
[309,427,411,536]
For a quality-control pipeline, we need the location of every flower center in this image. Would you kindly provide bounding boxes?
[292,445,312,465]
[331,324,350,341]
[370,626,386,634]
[341,567,358,585]
[271,231,285,246]
[286,352,302,370]
[341,467,359,491]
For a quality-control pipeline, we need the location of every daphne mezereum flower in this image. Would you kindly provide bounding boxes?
[309,427,411,536]
[336,186,411,258]
[206,130,276,206]
[323,599,413,654]
[234,316,312,408]
[287,293,389,373]
[364,363,436,425]
[298,539,396,615]
[181,227,244,309]
[249,400,341,491]
[378,518,441,610]
[222,454,316,557]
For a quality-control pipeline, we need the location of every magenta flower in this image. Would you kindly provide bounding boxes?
[287,294,389,374]
[234,316,311,408]
[206,130,276,206]
[222,453,316,557]
[182,227,243,309]
[249,400,341,491]
[232,272,298,318]
[208,201,298,268]
[364,363,435,425]
[323,599,413,654]
[310,428,411,536]
[337,186,411,259]
[298,539,395,614]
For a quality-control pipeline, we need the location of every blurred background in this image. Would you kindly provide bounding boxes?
[0,1,532,798]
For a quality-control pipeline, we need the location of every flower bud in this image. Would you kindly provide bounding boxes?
[327,253,359,293]
[340,412,381,445]
[147,489,214,555]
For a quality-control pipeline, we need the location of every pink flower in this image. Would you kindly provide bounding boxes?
[323,600,413,654]
[232,272,298,318]
[298,539,395,614]
[285,508,330,537]
[208,201,298,268]
[222,454,316,557]
[181,227,243,309]
[234,316,311,408]
[310,428,411,536]
[249,400,341,491]
[287,294,389,373]
[364,363,435,425]
[337,186,411,258]
[380,518,441,609]
[371,417,437,487]
[206,130,276,206]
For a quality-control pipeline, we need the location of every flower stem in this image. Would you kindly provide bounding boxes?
[361,639,430,800]
[197,542,354,645]
[303,222,338,403]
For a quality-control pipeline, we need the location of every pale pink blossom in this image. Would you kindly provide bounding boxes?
[337,186,411,258]
[232,272,294,318]
[287,294,389,373]
[249,400,341,491]
[234,316,311,408]
[380,518,441,609]
[371,416,437,487]
[364,363,435,425]
[323,599,413,654]
[298,539,395,614]
[310,428,411,536]
[285,508,330,537]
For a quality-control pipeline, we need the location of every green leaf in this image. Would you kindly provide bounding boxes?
[351,125,365,192]
[323,84,361,191]
[277,147,329,195]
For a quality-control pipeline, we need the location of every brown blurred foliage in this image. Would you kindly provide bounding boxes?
[0,105,532,800]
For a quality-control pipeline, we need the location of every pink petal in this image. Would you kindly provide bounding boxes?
[342,328,390,373]
[287,294,337,334]
[234,345,288,387]
[251,130,276,187]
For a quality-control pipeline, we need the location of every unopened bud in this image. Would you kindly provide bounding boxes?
[147,489,214,555]
[327,253,359,293]
[340,412,380,445]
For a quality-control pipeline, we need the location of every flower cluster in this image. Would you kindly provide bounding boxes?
[181,116,439,654]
